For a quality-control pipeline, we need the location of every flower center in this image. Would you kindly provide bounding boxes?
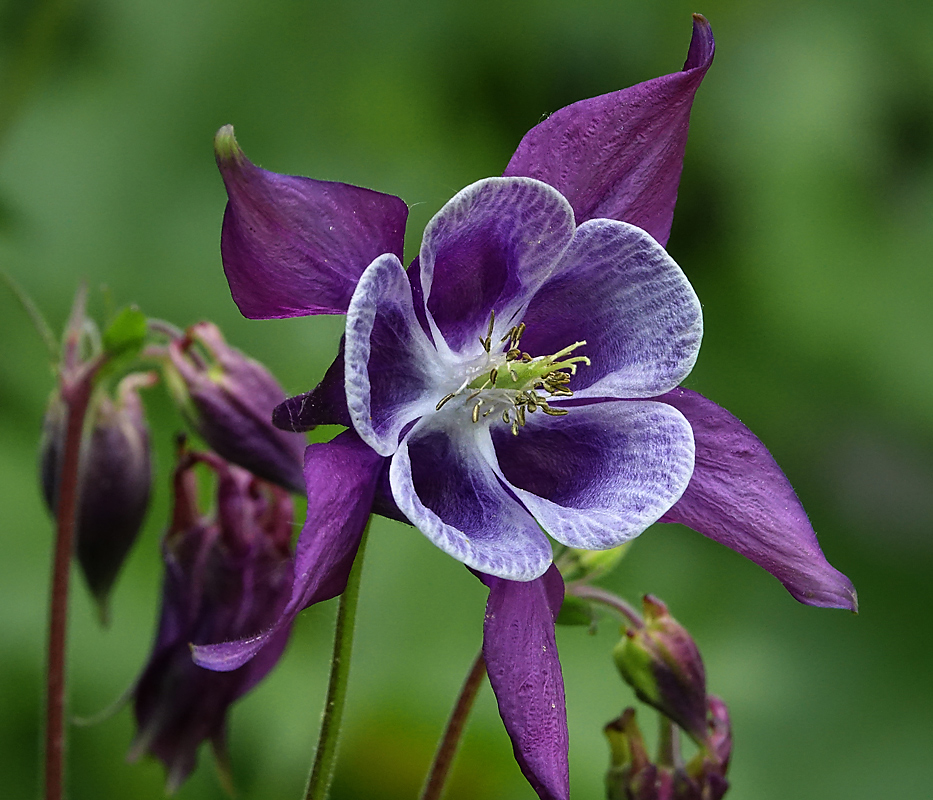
[434,311,590,435]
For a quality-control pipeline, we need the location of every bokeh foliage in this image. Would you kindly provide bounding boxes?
[1,0,931,797]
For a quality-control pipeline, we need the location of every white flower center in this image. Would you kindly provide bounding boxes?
[434,311,590,435]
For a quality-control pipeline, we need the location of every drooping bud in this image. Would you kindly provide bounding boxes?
[40,372,156,622]
[163,321,306,493]
[604,701,732,800]
[612,595,709,745]
[130,450,294,792]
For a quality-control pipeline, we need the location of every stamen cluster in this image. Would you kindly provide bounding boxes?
[436,311,591,436]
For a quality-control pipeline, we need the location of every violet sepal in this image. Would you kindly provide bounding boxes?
[192,430,382,671]
[482,565,569,800]
[658,388,858,611]
[216,126,409,319]
[503,14,714,246]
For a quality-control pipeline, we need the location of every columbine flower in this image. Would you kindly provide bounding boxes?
[195,17,855,800]
[131,450,294,791]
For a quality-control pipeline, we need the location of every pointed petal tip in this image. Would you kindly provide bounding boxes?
[214,125,243,165]
[685,14,715,72]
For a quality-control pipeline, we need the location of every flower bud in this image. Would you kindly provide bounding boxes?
[130,451,294,791]
[40,372,155,622]
[612,595,708,745]
[164,321,306,493]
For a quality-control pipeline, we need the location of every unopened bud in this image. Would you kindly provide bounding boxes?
[40,372,155,622]
[557,543,631,584]
[164,321,305,493]
[612,595,708,745]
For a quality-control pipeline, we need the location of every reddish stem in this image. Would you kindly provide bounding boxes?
[44,373,93,800]
[419,650,487,800]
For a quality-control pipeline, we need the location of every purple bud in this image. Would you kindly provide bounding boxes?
[164,321,306,493]
[40,372,155,622]
[612,596,709,745]
[130,451,294,791]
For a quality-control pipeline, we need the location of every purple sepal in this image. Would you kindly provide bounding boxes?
[482,565,569,800]
[658,388,858,611]
[503,15,714,246]
[193,431,383,671]
[215,126,409,318]
[130,453,294,791]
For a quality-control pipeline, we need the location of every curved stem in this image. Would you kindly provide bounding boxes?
[568,583,644,628]
[419,650,487,800]
[44,376,93,800]
[303,521,371,800]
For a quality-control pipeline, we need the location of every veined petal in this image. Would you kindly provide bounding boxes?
[215,126,408,318]
[193,432,383,671]
[519,219,702,399]
[345,253,444,456]
[389,420,552,581]
[503,15,715,245]
[658,388,858,611]
[419,177,575,354]
[493,400,695,550]
[482,566,569,800]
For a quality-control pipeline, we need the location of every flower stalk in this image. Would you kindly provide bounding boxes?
[304,520,371,800]
[420,650,487,800]
[44,365,95,800]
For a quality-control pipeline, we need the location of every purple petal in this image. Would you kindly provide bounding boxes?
[493,400,694,550]
[273,346,351,432]
[658,388,858,611]
[389,420,553,580]
[519,219,701,399]
[503,15,715,245]
[215,126,408,318]
[419,177,575,353]
[482,565,569,800]
[345,253,444,456]
[193,432,383,670]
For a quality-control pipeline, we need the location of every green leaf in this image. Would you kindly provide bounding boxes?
[102,306,147,358]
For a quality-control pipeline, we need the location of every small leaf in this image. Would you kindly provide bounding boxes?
[103,307,147,358]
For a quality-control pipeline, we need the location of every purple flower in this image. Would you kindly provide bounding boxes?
[195,16,855,800]
[130,451,294,791]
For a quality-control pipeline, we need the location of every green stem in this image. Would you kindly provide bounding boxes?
[303,521,371,800]
[568,583,644,628]
[656,714,681,768]
[419,650,487,800]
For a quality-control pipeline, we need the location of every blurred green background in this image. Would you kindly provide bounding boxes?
[2,0,931,797]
